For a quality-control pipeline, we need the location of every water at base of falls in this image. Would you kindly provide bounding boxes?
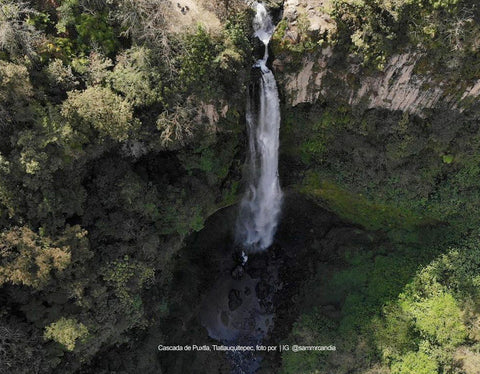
[236,2,283,252]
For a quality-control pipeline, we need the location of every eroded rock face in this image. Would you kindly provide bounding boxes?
[277,51,480,115]
[273,1,480,116]
[283,0,335,33]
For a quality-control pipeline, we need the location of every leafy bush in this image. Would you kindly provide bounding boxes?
[102,256,154,325]
[375,239,480,371]
[55,0,120,56]
[179,26,220,98]
[0,226,71,289]
[0,0,41,59]
[0,61,34,126]
[110,47,162,107]
[402,292,466,347]
[44,317,89,351]
[326,0,479,69]
[391,351,438,374]
[61,86,138,141]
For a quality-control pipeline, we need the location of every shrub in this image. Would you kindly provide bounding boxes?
[391,351,438,374]
[0,0,41,58]
[61,86,138,141]
[44,317,88,351]
[404,292,466,347]
[0,226,71,289]
[110,47,162,107]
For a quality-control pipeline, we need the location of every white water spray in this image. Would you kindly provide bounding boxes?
[236,3,283,251]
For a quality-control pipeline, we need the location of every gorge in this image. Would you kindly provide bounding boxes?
[2,1,480,374]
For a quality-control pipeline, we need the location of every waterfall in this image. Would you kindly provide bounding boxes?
[236,3,283,251]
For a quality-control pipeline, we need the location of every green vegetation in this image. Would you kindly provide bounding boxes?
[327,0,480,70]
[274,2,480,373]
[283,101,480,233]
[61,86,138,141]
[302,173,430,231]
[2,0,480,373]
[0,0,250,372]
[44,317,89,351]
[280,232,480,373]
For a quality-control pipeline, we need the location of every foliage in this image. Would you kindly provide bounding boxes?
[0,0,41,59]
[302,173,429,231]
[402,292,466,347]
[55,0,120,57]
[280,230,480,373]
[45,58,78,92]
[61,86,138,141]
[327,0,480,69]
[179,26,221,99]
[374,239,480,372]
[285,100,480,236]
[44,317,89,351]
[282,90,480,374]
[0,317,52,373]
[103,256,154,322]
[0,226,71,289]
[0,1,250,372]
[156,105,195,148]
[390,351,438,374]
[3,1,480,373]
[0,60,34,127]
[110,46,162,107]
[281,310,338,373]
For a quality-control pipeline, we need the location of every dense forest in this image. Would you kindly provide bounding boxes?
[2,0,480,373]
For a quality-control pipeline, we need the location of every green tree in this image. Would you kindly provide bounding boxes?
[0,0,41,59]
[61,86,138,141]
[0,226,71,289]
[44,317,89,351]
[404,292,466,347]
[110,46,162,107]
[391,351,438,374]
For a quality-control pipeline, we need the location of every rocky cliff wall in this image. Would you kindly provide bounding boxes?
[272,1,480,117]
[270,0,480,232]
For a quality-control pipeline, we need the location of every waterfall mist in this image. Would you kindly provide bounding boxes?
[236,3,283,251]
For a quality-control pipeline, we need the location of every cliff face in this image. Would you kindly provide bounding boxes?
[277,50,480,115]
[270,0,480,232]
[267,4,480,374]
[273,1,480,115]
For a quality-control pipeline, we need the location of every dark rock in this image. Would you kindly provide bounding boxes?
[255,280,271,300]
[231,265,244,280]
[263,301,274,313]
[221,310,229,326]
[228,289,243,311]
[232,249,246,264]
[246,256,267,279]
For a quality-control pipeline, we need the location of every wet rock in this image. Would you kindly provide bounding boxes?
[255,280,271,300]
[228,289,243,311]
[231,265,244,280]
[261,300,275,313]
[221,310,230,326]
[244,287,251,296]
[246,256,267,279]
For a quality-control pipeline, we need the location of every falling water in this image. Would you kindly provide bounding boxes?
[236,2,283,251]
